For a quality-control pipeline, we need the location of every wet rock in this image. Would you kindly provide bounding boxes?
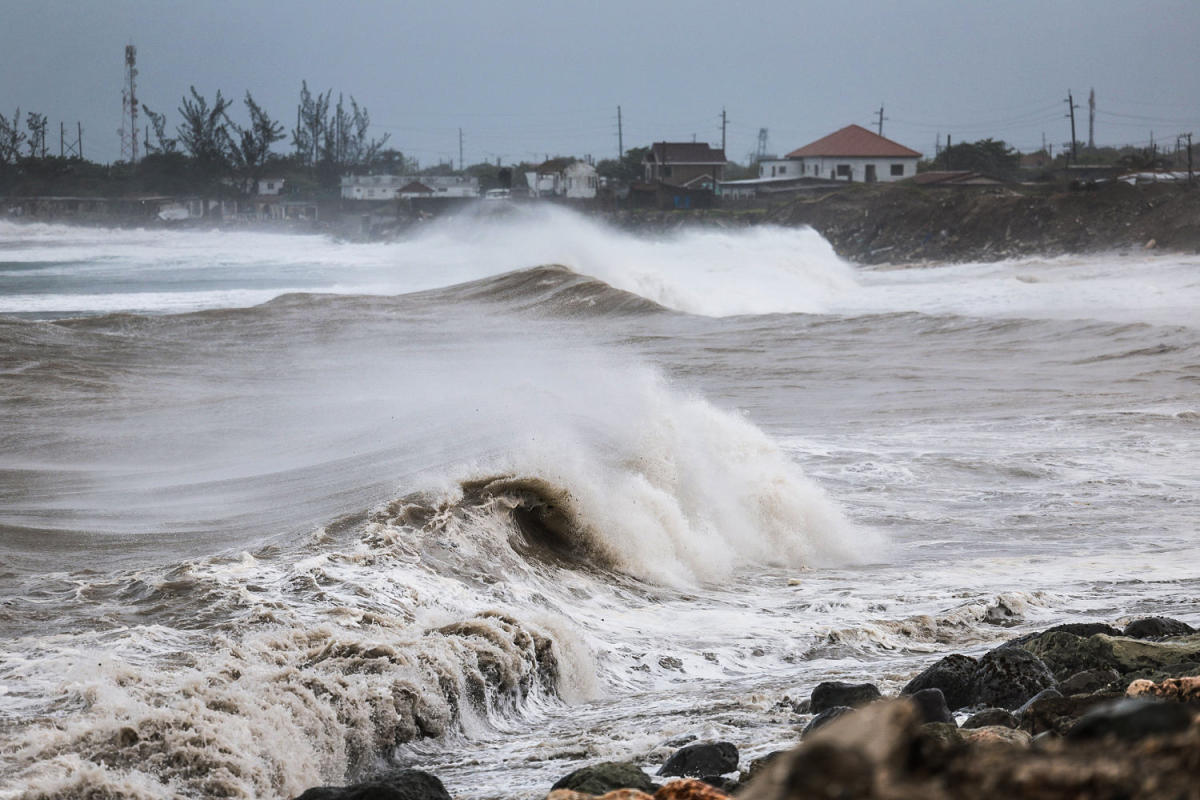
[801,705,854,737]
[908,688,955,724]
[810,681,881,713]
[551,762,658,796]
[654,778,731,800]
[737,751,786,786]
[658,742,738,778]
[549,791,653,800]
[1126,675,1200,703]
[1067,697,1194,741]
[970,646,1057,709]
[901,653,977,710]
[983,600,1021,626]
[1022,631,1119,680]
[1018,692,1125,736]
[1060,667,1121,695]
[549,792,653,800]
[962,725,1032,747]
[749,701,919,799]
[1105,633,1200,672]
[1003,622,1121,650]
[739,695,1200,800]
[658,656,684,671]
[294,769,451,800]
[1014,687,1062,717]
[961,708,1018,730]
[1123,616,1197,640]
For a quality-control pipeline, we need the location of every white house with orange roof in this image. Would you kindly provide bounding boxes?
[760,124,922,183]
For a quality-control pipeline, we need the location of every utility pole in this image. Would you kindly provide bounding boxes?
[945,134,951,170]
[875,104,887,137]
[1088,88,1095,150]
[721,107,727,154]
[1186,132,1193,183]
[458,128,464,171]
[1064,91,1078,165]
[617,105,623,159]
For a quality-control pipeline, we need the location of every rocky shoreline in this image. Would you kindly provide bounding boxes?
[605,180,1200,266]
[290,615,1200,800]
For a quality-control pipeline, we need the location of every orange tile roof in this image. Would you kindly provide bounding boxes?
[786,124,921,159]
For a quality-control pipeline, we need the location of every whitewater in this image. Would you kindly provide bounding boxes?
[0,207,1197,798]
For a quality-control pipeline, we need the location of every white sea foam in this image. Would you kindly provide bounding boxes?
[0,210,859,317]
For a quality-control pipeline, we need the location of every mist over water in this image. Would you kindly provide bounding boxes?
[2,209,1198,797]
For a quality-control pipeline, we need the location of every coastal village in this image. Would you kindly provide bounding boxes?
[3,101,1196,244]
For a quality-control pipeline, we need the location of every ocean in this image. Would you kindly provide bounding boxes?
[1,207,1198,798]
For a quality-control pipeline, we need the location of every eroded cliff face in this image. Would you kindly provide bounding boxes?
[776,181,1200,265]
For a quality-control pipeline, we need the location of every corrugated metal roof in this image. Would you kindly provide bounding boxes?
[786,125,921,159]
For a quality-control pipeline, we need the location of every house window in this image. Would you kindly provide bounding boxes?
[836,164,851,178]
[891,164,905,176]
[266,182,275,190]
[771,166,776,176]
[663,166,673,177]
[779,165,786,175]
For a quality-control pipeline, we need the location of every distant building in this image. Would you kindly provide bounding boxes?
[761,125,921,183]
[525,158,598,199]
[340,174,479,200]
[257,177,285,196]
[642,142,727,190]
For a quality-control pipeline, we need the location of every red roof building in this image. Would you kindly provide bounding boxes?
[761,124,923,183]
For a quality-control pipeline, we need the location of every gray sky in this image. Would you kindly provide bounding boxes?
[3,0,1199,166]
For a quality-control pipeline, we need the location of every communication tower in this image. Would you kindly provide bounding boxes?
[119,44,139,163]
[755,128,769,162]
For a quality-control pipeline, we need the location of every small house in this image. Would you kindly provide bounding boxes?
[642,143,727,190]
[761,125,921,183]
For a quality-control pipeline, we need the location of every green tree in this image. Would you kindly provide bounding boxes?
[0,108,26,165]
[141,105,177,154]
[229,92,285,195]
[938,138,1019,177]
[176,86,234,179]
[596,145,648,183]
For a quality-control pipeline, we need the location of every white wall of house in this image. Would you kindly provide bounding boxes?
[760,156,917,182]
[564,162,598,198]
[257,178,285,195]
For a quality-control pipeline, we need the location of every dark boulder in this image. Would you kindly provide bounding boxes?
[738,750,787,787]
[551,761,657,795]
[901,654,977,711]
[1014,687,1062,717]
[1067,697,1194,741]
[295,770,450,800]
[1123,617,1197,640]
[970,647,1057,709]
[801,705,854,737]
[659,741,739,777]
[1019,692,1126,736]
[908,688,955,725]
[1059,667,1121,695]
[961,708,1018,730]
[810,681,881,713]
[1022,631,1118,681]
[1004,622,1121,649]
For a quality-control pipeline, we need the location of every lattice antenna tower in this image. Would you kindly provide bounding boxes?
[755,128,769,162]
[119,44,139,163]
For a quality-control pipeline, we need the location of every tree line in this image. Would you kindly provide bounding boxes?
[0,82,409,198]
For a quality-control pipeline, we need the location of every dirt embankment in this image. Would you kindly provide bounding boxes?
[774,181,1200,265]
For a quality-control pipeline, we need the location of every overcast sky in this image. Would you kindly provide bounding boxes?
[3,0,1199,166]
